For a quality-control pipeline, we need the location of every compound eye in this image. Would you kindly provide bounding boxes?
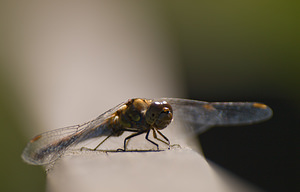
[145,101,173,129]
[155,107,173,129]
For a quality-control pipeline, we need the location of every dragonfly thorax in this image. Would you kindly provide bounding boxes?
[114,99,173,132]
[116,99,150,131]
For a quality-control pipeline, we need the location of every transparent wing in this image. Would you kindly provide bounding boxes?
[21,101,126,165]
[159,98,273,135]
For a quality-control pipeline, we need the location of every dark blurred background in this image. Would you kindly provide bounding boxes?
[160,1,299,192]
[1,1,299,192]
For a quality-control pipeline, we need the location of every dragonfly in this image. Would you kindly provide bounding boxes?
[21,98,273,165]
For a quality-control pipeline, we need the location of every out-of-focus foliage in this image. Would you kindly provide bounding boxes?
[161,0,299,101]
[0,67,45,191]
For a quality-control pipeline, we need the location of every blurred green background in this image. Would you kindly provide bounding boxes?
[162,1,299,192]
[0,1,299,192]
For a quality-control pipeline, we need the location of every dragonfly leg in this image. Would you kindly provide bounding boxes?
[145,129,159,150]
[80,134,112,151]
[122,132,145,151]
[93,135,112,151]
[153,129,170,149]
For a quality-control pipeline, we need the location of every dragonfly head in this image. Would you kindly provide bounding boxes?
[145,101,173,129]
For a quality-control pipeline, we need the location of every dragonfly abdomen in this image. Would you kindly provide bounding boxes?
[21,133,81,165]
